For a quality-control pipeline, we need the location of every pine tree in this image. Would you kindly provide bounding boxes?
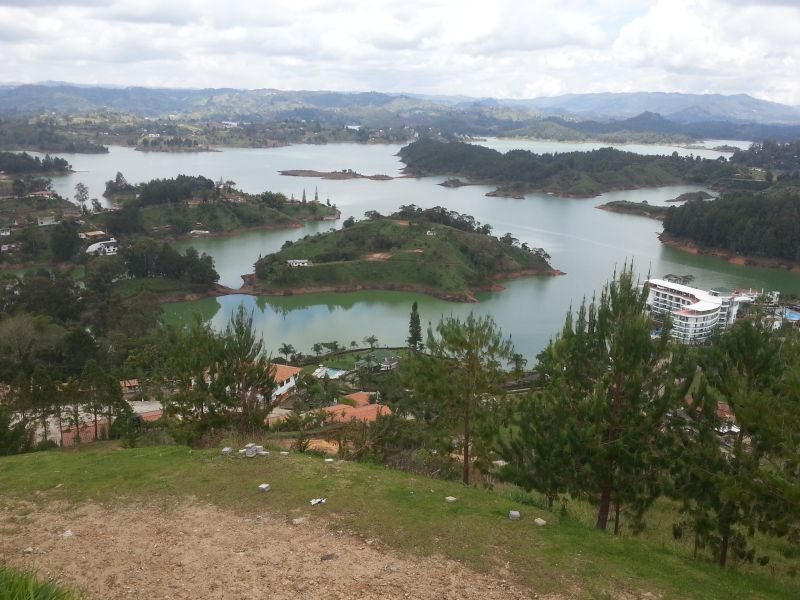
[407,301,422,350]
[409,312,515,484]
[501,265,676,531]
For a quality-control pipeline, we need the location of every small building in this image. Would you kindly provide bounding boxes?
[119,379,140,394]
[271,364,303,401]
[287,259,311,267]
[322,402,392,423]
[79,230,108,241]
[86,238,119,256]
[356,349,401,372]
[37,214,58,227]
[0,227,11,237]
[426,229,437,236]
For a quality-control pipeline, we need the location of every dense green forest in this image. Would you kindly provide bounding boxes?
[0,151,71,174]
[0,118,107,153]
[398,139,738,196]
[730,140,800,172]
[662,187,800,262]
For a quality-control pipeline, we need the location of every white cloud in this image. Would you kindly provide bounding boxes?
[0,0,798,104]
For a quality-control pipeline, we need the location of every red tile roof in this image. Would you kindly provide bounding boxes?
[322,403,392,423]
[272,364,302,382]
[342,391,372,407]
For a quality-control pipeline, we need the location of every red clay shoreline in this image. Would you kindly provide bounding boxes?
[224,269,565,304]
[659,232,800,273]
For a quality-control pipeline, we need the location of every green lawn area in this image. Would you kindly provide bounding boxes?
[0,444,795,599]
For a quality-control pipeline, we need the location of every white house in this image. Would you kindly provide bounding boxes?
[271,364,303,401]
[86,238,119,256]
[287,259,310,267]
[37,215,58,226]
[646,279,746,343]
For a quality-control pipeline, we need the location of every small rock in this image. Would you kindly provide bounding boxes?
[508,510,521,521]
[444,496,457,503]
[221,447,233,456]
[254,445,264,452]
[23,546,33,554]
[492,460,508,467]
[310,497,327,506]
[534,517,547,526]
[324,458,335,463]
[54,483,64,489]
[238,449,246,454]
[245,447,257,458]
[61,529,74,538]
[244,443,255,449]
[291,517,306,526]
[320,553,336,561]
[280,451,289,456]
[257,450,269,456]
[258,483,271,492]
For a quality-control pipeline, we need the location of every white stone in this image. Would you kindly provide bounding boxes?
[245,443,255,448]
[280,451,289,456]
[23,546,33,554]
[534,518,547,526]
[61,530,74,538]
[291,517,306,525]
[324,458,335,463]
[254,445,264,452]
[221,447,233,455]
[509,510,521,521]
[257,450,269,456]
[444,496,457,503]
[245,447,258,458]
[258,483,271,492]
[238,449,246,454]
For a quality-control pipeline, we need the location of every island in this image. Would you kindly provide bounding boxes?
[398,138,745,198]
[279,169,393,180]
[596,200,667,220]
[665,191,714,202]
[98,173,339,240]
[250,206,561,302]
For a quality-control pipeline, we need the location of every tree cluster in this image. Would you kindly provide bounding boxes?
[0,151,70,174]
[137,174,216,206]
[120,238,219,287]
[663,188,800,262]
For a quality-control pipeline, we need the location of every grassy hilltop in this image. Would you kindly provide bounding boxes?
[253,208,557,301]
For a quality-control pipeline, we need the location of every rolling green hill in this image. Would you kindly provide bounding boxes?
[253,209,557,301]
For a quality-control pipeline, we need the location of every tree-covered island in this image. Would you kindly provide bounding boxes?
[251,206,560,302]
[398,138,743,197]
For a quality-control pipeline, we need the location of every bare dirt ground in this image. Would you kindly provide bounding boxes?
[364,252,393,261]
[0,500,551,600]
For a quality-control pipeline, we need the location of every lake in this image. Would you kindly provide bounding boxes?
[37,139,800,360]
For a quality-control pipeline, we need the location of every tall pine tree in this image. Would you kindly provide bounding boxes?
[407,301,422,350]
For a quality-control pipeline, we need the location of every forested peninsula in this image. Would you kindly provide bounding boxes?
[398,138,738,197]
[252,206,559,301]
[662,185,800,266]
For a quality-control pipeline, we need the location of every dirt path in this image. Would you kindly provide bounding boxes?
[1,500,550,600]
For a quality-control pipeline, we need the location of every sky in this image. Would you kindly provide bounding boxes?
[1,0,799,105]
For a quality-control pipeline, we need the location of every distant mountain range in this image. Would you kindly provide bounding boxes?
[1,84,799,126]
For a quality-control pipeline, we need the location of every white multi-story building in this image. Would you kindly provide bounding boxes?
[646,279,744,344]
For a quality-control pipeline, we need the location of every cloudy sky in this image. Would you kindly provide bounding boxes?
[1,0,799,104]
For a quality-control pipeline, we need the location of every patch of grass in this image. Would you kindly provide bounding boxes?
[0,565,81,600]
[0,445,797,599]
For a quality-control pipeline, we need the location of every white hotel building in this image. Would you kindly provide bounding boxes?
[646,279,744,344]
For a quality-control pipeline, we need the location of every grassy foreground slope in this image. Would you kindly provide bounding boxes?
[0,445,796,600]
[253,216,557,301]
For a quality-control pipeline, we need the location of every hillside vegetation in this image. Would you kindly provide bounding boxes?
[254,207,555,300]
[399,139,738,197]
[662,186,800,262]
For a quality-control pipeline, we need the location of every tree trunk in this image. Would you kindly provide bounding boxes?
[93,408,99,441]
[613,497,621,535]
[595,483,612,530]
[719,530,729,567]
[462,397,471,485]
[72,405,81,445]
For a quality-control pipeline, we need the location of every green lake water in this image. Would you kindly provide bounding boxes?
[34,139,799,360]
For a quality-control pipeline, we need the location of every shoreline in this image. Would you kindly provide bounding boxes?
[659,232,800,273]
[279,169,394,181]
[596,203,665,220]
[167,220,305,243]
[231,269,565,304]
